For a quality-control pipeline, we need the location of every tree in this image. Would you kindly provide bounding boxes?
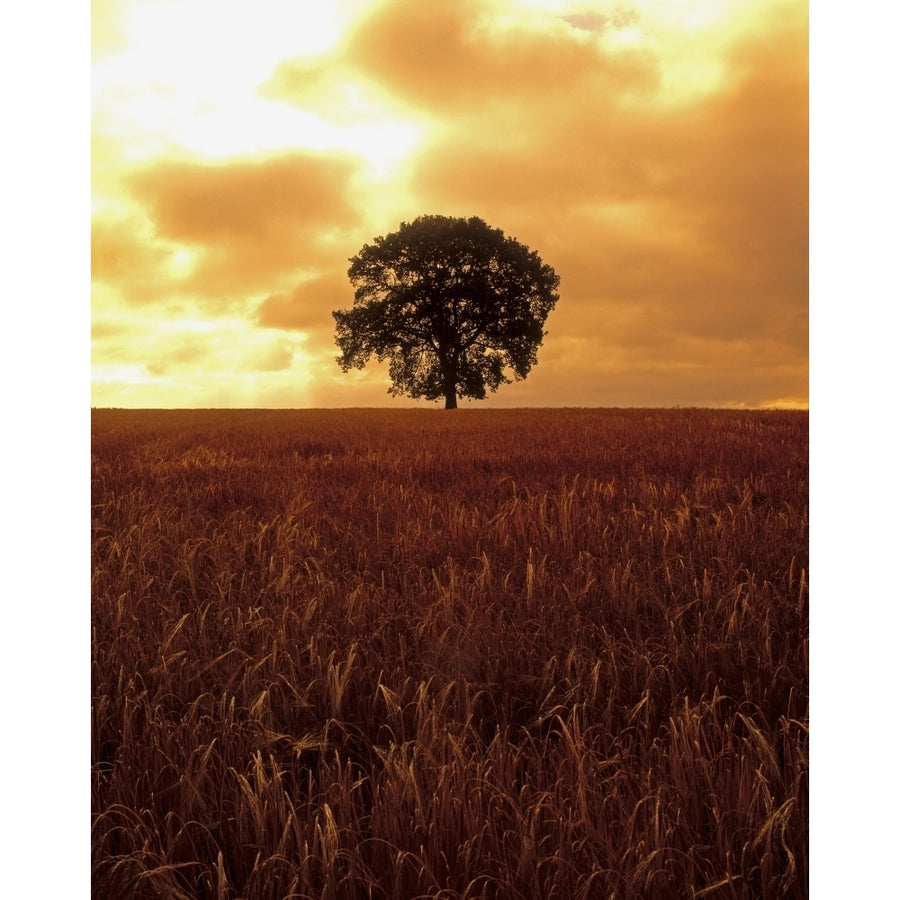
[333,215,560,409]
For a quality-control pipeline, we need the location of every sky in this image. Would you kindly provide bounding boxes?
[91,0,808,408]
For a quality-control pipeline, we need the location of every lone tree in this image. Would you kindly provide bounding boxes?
[333,215,560,409]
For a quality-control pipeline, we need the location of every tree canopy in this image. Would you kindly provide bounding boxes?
[333,215,560,408]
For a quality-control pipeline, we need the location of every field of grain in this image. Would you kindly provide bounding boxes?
[91,408,808,899]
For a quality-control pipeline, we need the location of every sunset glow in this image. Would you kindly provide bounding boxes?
[91,0,808,408]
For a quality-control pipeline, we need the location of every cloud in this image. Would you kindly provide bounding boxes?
[562,8,640,35]
[91,0,130,58]
[143,332,298,377]
[127,152,356,243]
[255,271,352,334]
[262,0,659,121]
[91,212,184,305]
[257,0,805,409]
[400,2,807,355]
[563,12,611,34]
[92,306,304,377]
[123,150,365,299]
[92,0,807,408]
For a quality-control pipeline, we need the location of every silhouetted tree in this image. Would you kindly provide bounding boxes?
[333,215,560,409]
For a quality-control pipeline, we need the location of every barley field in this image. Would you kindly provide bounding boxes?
[91,408,808,899]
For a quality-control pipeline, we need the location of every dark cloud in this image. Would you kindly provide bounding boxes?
[255,272,352,333]
[652,22,808,250]
[255,341,297,372]
[401,2,807,363]
[563,9,640,34]
[344,0,657,111]
[128,152,357,243]
[125,151,364,298]
[472,326,807,409]
[262,0,658,118]
[563,12,611,34]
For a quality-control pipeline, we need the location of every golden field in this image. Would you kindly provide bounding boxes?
[91,408,808,899]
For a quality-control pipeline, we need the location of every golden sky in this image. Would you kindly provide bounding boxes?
[91,0,808,408]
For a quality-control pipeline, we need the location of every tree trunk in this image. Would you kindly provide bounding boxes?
[441,353,458,409]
